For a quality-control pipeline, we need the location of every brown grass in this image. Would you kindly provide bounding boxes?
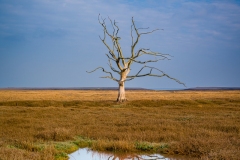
[0,90,240,159]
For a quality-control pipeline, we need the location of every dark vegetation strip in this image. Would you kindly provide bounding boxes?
[1,98,239,107]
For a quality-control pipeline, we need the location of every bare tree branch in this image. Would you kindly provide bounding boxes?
[86,67,118,82]
[137,49,172,58]
[128,18,165,70]
[98,15,113,39]
[126,66,186,87]
[131,17,140,58]
[108,17,116,37]
[98,14,126,70]
[105,53,115,61]
[107,59,120,74]
[118,56,169,64]
[140,28,160,35]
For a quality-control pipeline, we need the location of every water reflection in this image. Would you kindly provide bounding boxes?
[69,148,170,160]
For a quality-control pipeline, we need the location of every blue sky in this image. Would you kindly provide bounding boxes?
[0,0,240,89]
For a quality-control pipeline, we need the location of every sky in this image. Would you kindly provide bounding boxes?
[0,0,240,89]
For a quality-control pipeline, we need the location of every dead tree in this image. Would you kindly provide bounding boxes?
[87,15,185,102]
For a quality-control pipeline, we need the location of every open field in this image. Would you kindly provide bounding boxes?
[0,90,240,159]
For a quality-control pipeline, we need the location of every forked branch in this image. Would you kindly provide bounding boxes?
[135,49,172,58]
[118,56,169,64]
[126,66,186,87]
[98,14,126,70]
[87,67,118,82]
[128,17,164,68]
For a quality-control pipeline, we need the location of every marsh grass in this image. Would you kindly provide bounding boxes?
[0,90,240,159]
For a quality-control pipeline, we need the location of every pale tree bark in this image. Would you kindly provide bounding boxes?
[87,14,185,102]
[117,66,130,102]
[117,80,126,102]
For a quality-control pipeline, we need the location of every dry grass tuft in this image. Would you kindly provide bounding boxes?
[35,128,72,141]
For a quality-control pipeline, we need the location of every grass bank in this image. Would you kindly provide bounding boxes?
[0,90,239,159]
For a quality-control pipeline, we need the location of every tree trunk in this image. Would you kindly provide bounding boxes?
[117,80,127,102]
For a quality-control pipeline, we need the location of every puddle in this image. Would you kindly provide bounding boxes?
[69,148,173,160]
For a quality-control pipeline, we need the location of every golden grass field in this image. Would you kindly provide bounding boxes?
[0,90,239,160]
